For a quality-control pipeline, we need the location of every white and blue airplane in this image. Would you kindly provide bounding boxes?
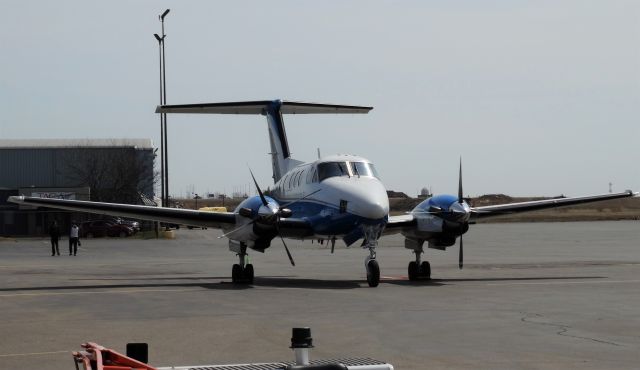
[9,100,636,287]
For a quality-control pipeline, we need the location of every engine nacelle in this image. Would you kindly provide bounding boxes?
[225,195,282,251]
[428,236,457,250]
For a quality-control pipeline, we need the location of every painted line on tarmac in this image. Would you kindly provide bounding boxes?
[0,287,204,298]
[487,279,640,286]
[381,276,406,281]
[0,350,69,358]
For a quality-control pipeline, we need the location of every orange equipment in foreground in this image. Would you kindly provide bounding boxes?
[72,342,156,370]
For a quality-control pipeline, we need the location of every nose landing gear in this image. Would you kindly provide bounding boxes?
[362,224,384,287]
[365,255,380,287]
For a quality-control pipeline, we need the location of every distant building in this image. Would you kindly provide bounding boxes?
[418,187,432,199]
[0,139,155,236]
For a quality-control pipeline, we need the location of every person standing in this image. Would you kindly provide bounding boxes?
[49,220,60,256]
[69,223,80,256]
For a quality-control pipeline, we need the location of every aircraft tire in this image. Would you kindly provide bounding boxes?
[245,264,254,284]
[366,260,380,287]
[408,261,419,281]
[420,261,431,279]
[232,264,241,283]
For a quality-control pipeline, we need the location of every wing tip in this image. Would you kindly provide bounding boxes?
[7,195,25,204]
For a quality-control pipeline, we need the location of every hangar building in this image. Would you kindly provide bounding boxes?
[0,139,156,236]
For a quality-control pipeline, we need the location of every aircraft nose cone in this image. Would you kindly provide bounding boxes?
[351,180,389,219]
[323,176,389,220]
[361,200,389,219]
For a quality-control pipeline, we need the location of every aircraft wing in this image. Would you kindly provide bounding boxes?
[7,196,236,229]
[470,190,636,219]
[384,190,636,234]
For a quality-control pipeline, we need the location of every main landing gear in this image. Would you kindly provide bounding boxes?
[408,250,431,281]
[231,243,254,284]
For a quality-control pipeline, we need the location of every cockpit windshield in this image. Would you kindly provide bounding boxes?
[350,162,380,179]
[316,161,381,182]
[317,162,349,182]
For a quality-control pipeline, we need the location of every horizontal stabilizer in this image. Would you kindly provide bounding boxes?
[155,100,372,115]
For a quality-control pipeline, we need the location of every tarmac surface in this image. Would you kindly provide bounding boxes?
[0,221,639,370]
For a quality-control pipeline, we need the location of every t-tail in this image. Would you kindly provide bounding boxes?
[156,100,372,183]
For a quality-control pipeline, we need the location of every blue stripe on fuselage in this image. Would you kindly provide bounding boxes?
[277,198,387,236]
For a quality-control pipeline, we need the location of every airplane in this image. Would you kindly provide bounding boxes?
[8,99,637,287]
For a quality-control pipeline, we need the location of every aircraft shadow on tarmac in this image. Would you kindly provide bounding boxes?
[383,275,607,287]
[0,275,606,292]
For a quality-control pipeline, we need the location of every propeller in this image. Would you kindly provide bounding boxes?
[458,157,464,269]
[248,168,296,265]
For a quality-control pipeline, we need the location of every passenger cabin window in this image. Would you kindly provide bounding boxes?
[317,162,349,182]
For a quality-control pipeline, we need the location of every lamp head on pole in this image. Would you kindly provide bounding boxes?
[153,33,163,42]
[160,9,170,21]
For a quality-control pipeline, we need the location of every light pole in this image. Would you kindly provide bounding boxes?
[160,9,169,209]
[153,33,165,207]
[154,9,170,208]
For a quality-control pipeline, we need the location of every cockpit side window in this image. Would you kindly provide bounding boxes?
[370,164,381,179]
[317,162,349,182]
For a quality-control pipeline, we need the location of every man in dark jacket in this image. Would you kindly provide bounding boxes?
[49,220,60,256]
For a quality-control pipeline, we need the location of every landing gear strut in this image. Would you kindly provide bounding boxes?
[363,226,382,287]
[408,250,431,281]
[232,243,254,284]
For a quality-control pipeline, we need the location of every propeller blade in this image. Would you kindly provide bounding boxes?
[280,189,322,208]
[218,221,254,239]
[248,167,268,207]
[280,234,296,266]
[276,217,296,266]
[458,235,464,269]
[458,157,463,204]
[275,221,295,266]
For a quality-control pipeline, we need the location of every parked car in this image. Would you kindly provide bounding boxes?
[105,217,140,232]
[80,220,135,238]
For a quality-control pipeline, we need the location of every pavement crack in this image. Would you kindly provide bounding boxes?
[520,312,622,347]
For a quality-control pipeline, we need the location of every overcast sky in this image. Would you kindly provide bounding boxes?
[1,1,638,198]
